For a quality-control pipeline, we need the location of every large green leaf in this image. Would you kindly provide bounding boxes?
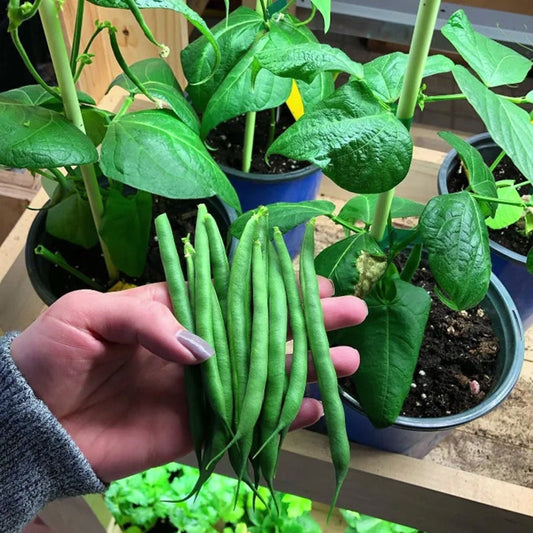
[363,52,453,104]
[339,194,424,226]
[314,233,386,297]
[442,10,531,87]
[100,110,240,211]
[485,180,524,230]
[230,200,335,239]
[100,188,152,277]
[200,35,292,137]
[0,85,95,106]
[332,277,431,428]
[255,42,363,84]
[46,191,99,248]
[81,107,112,146]
[0,103,98,169]
[181,7,265,113]
[453,65,533,184]
[87,0,219,77]
[267,81,413,193]
[310,0,331,33]
[438,131,497,216]
[419,191,491,309]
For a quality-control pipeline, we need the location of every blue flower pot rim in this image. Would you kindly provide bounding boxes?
[220,162,321,184]
[340,272,525,432]
[437,131,528,265]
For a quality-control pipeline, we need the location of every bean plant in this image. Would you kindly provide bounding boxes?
[233,1,533,427]
[0,0,239,285]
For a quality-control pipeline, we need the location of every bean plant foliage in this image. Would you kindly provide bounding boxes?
[0,0,239,283]
[232,6,533,427]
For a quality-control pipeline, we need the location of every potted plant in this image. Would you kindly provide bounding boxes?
[438,133,533,329]
[0,0,240,304]
[232,2,527,454]
[179,0,334,255]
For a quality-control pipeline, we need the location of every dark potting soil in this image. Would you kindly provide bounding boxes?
[37,197,218,297]
[206,106,309,174]
[448,155,533,257]
[341,260,499,418]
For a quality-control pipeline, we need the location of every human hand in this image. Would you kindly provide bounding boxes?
[10,281,366,482]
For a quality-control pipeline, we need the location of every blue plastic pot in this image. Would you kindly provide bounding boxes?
[221,163,323,257]
[438,132,533,329]
[308,274,524,458]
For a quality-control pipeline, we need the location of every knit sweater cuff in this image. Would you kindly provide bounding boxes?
[0,332,106,531]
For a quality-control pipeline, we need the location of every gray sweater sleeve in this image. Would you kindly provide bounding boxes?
[1,332,106,532]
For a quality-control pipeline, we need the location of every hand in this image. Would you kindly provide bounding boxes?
[10,281,367,482]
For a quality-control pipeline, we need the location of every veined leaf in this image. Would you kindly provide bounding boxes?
[453,65,533,184]
[339,194,424,226]
[200,36,292,137]
[363,52,453,104]
[81,107,112,146]
[230,200,335,238]
[181,7,265,113]
[314,233,385,296]
[485,180,524,230]
[0,85,95,106]
[0,102,98,168]
[442,9,532,87]
[332,278,431,428]
[419,191,491,309]
[256,42,363,83]
[268,81,413,193]
[310,0,331,33]
[438,131,497,216]
[100,110,240,211]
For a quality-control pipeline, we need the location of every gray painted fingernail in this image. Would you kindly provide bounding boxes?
[176,330,215,361]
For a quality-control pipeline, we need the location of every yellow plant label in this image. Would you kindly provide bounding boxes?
[286,80,304,120]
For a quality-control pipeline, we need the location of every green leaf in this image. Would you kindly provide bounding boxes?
[268,81,413,193]
[182,7,265,113]
[452,65,533,184]
[442,9,532,87]
[310,0,331,32]
[109,57,181,91]
[81,107,111,146]
[46,191,99,248]
[419,191,491,309]
[314,233,386,296]
[100,188,152,277]
[256,42,363,83]
[438,131,498,216]
[0,103,98,169]
[332,278,431,428]
[200,35,292,137]
[0,85,95,106]
[100,110,240,211]
[339,194,424,225]
[230,200,335,238]
[363,52,453,104]
[485,180,524,230]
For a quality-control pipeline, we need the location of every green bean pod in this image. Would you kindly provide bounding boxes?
[300,219,349,518]
[182,235,196,317]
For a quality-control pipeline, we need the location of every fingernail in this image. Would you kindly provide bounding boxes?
[176,330,215,361]
[318,401,325,418]
[327,279,336,296]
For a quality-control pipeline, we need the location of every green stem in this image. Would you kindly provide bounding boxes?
[69,0,85,74]
[489,149,506,173]
[39,0,119,282]
[242,112,257,173]
[471,193,529,208]
[370,0,442,241]
[329,215,364,234]
[424,93,531,105]
[73,25,106,83]
[35,245,105,291]
[266,108,276,150]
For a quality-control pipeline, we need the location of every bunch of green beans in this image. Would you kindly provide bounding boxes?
[154,205,349,516]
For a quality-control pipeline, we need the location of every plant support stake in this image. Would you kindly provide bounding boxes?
[370,0,442,241]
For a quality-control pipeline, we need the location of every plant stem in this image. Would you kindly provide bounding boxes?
[329,215,364,234]
[370,0,442,241]
[69,0,85,74]
[489,149,506,172]
[424,93,531,105]
[471,194,529,208]
[39,0,119,282]
[242,112,257,173]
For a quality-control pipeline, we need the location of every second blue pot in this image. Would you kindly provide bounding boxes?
[221,163,323,257]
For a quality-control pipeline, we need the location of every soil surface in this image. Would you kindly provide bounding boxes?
[341,259,499,418]
[447,155,532,257]
[206,106,309,174]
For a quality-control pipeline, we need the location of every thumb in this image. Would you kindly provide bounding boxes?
[54,290,215,365]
